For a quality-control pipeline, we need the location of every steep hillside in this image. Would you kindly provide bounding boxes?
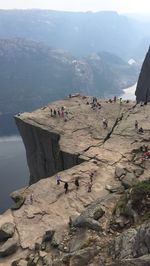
[0,10,149,60]
[0,38,138,135]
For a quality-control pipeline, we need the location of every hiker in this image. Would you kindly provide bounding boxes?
[53,109,57,116]
[50,108,53,116]
[103,118,108,129]
[58,109,60,116]
[142,144,148,152]
[143,151,150,160]
[114,96,116,103]
[30,193,34,204]
[90,172,94,183]
[138,127,144,134]
[61,110,64,117]
[56,175,61,185]
[135,120,138,129]
[87,181,93,192]
[75,177,79,190]
[64,182,69,194]
[119,98,123,104]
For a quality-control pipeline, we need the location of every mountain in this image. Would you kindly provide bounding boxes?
[0,10,149,60]
[0,38,138,114]
[0,38,138,135]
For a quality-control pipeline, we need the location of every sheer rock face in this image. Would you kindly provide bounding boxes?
[136,47,150,103]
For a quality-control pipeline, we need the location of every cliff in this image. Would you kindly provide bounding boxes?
[136,47,150,103]
[1,96,150,265]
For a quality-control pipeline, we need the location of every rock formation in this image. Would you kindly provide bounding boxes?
[1,96,150,265]
[136,46,150,103]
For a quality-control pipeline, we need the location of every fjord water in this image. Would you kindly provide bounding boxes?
[0,136,29,213]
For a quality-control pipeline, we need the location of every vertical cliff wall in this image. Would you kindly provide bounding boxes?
[15,117,84,184]
[136,47,150,103]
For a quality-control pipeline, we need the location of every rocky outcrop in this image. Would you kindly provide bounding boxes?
[0,223,15,242]
[111,222,150,260]
[136,47,150,103]
[1,97,150,265]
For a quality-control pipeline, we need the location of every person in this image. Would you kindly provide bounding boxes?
[53,109,56,116]
[87,181,93,192]
[61,110,64,117]
[143,151,150,160]
[64,182,69,194]
[114,96,116,103]
[56,175,61,185]
[138,127,144,134]
[135,120,138,129]
[58,109,60,116]
[75,177,79,190]
[103,118,108,129]
[119,98,123,105]
[50,108,53,116]
[90,172,94,183]
[30,193,34,204]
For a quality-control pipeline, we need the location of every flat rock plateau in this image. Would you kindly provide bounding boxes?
[1,95,150,266]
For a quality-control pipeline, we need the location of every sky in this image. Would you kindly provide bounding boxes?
[0,0,150,14]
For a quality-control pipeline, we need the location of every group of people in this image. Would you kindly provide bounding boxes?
[56,171,96,194]
[50,106,68,121]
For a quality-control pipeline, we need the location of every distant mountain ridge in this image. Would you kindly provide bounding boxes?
[0,38,138,135]
[0,10,149,60]
[0,38,138,113]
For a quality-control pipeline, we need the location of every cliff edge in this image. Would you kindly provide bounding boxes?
[0,96,150,265]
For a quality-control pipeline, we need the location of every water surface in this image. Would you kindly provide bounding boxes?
[0,136,29,214]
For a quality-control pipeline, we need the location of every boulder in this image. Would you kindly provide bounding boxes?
[0,222,15,241]
[51,231,63,248]
[110,222,150,260]
[42,253,53,265]
[10,190,25,210]
[12,260,28,266]
[115,166,126,179]
[134,168,144,177]
[71,215,102,231]
[63,246,100,266]
[93,207,105,220]
[121,173,138,189]
[42,230,55,243]
[0,237,18,257]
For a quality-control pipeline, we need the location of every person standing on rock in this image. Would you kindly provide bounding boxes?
[87,181,93,192]
[56,175,61,185]
[64,182,69,194]
[135,120,138,129]
[103,118,108,129]
[30,193,34,204]
[75,177,79,190]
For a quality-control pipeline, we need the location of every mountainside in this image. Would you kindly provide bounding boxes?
[0,10,149,60]
[0,38,138,135]
[1,96,150,265]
